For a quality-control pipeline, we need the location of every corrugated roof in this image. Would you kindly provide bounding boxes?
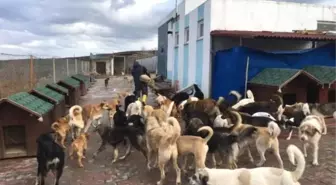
[33,87,64,103]
[303,65,336,84]
[59,77,80,88]
[211,30,336,41]
[249,68,322,88]
[6,92,54,116]
[46,83,69,95]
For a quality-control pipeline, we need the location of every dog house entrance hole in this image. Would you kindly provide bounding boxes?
[283,93,296,105]
[328,89,336,102]
[3,125,27,157]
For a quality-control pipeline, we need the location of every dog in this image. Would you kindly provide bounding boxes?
[35,132,65,185]
[123,94,137,112]
[69,133,90,168]
[252,112,276,121]
[69,105,85,140]
[226,111,284,168]
[126,100,144,117]
[156,95,180,118]
[145,109,182,185]
[188,144,305,185]
[143,104,154,119]
[104,77,110,89]
[91,107,147,162]
[298,114,327,166]
[178,97,199,111]
[236,93,284,121]
[177,126,214,172]
[231,90,255,109]
[51,117,71,148]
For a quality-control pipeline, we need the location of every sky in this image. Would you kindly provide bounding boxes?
[0,0,335,58]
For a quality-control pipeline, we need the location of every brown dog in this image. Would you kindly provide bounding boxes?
[145,109,182,185]
[69,133,90,168]
[177,126,214,172]
[51,117,71,148]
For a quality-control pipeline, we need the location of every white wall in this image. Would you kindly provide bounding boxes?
[202,1,212,97]
[211,0,336,31]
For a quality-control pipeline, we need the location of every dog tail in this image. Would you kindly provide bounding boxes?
[216,96,225,106]
[69,105,83,118]
[197,126,214,143]
[166,117,181,144]
[229,90,242,104]
[287,144,306,181]
[227,111,242,131]
[267,121,281,137]
[51,122,60,130]
[246,90,254,100]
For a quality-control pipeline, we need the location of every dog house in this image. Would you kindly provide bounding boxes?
[46,83,70,106]
[0,92,54,159]
[57,77,81,106]
[30,87,66,122]
[71,74,90,96]
[248,68,323,105]
[303,65,336,104]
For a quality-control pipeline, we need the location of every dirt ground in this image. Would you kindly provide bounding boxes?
[0,77,335,185]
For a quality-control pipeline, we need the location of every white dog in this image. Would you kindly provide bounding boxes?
[231,90,254,109]
[298,114,327,166]
[189,144,305,185]
[126,100,143,117]
[68,105,85,139]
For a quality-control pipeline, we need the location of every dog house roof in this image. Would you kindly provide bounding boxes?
[33,87,65,103]
[303,65,336,85]
[46,83,69,95]
[4,92,54,117]
[72,74,90,87]
[249,68,322,88]
[59,77,80,88]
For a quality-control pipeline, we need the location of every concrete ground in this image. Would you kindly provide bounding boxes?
[0,77,335,185]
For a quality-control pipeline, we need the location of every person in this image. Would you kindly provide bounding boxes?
[131,61,150,103]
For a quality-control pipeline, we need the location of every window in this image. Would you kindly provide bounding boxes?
[175,32,179,46]
[197,19,204,39]
[184,27,189,43]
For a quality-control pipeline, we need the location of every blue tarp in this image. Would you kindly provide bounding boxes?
[211,43,336,100]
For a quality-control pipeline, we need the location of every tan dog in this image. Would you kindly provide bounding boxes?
[230,111,283,169]
[69,133,90,168]
[51,117,71,148]
[143,104,154,119]
[177,126,213,172]
[145,109,182,185]
[69,105,85,140]
[156,95,180,118]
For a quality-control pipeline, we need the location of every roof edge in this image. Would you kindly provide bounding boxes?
[0,99,42,118]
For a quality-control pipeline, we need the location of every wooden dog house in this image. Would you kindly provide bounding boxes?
[57,77,81,106]
[71,74,89,96]
[46,83,70,106]
[0,92,54,159]
[248,68,323,105]
[30,87,66,122]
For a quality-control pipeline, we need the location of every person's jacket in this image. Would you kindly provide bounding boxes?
[131,61,149,88]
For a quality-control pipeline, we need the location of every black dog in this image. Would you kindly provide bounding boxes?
[113,104,128,127]
[126,114,145,131]
[92,108,147,162]
[36,132,65,185]
[171,92,190,107]
[104,77,110,89]
[124,94,137,112]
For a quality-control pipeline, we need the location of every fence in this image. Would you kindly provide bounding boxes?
[0,53,90,98]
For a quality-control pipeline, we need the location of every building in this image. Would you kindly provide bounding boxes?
[157,0,336,97]
[88,50,157,75]
[136,56,158,73]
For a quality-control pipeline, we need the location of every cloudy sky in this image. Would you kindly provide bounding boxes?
[0,0,334,58]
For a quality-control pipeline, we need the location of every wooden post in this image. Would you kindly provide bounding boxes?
[30,55,34,88]
[53,58,56,83]
[66,59,69,76]
[75,58,78,74]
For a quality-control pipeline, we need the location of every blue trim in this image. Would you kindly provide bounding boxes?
[198,3,205,20]
[183,44,189,88]
[196,39,203,87]
[174,47,179,81]
[184,15,189,28]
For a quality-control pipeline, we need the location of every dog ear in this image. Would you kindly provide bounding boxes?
[313,128,321,135]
